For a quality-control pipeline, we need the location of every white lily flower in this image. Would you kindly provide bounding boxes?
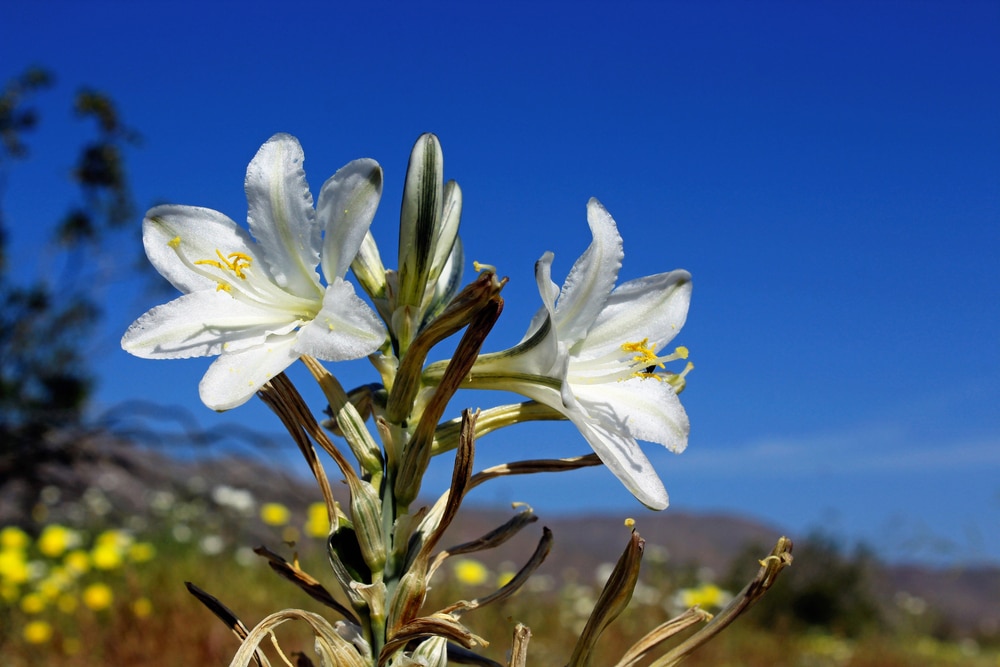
[122,134,387,411]
[464,198,692,509]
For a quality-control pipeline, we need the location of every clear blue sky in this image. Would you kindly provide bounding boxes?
[3,1,998,565]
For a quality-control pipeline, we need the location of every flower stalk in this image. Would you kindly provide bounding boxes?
[122,132,794,666]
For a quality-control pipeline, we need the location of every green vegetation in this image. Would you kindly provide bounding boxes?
[2,496,996,666]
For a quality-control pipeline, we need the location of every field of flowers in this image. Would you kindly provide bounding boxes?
[2,481,997,667]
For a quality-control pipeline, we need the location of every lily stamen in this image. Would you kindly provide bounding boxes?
[620,340,692,382]
[194,249,253,279]
[164,237,315,313]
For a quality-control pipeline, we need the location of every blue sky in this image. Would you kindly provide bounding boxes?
[3,1,998,565]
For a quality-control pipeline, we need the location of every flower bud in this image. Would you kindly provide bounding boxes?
[395,133,464,352]
[350,478,386,575]
[408,636,448,667]
[351,231,388,304]
[568,529,645,667]
[386,567,429,634]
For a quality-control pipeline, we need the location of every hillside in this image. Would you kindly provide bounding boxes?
[3,437,997,639]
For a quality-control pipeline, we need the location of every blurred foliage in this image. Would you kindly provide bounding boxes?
[6,502,991,667]
[0,67,54,167]
[726,531,883,638]
[0,66,140,513]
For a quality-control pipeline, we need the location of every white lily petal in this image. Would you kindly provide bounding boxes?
[143,205,260,294]
[571,416,669,510]
[121,291,300,359]
[582,270,692,358]
[317,158,383,282]
[463,199,690,508]
[574,380,689,453]
[123,135,386,411]
[552,198,623,343]
[294,279,387,361]
[199,334,301,411]
[533,251,560,317]
[518,304,550,346]
[245,133,322,296]
[472,314,564,379]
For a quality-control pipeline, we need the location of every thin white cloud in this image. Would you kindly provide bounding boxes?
[669,425,1000,476]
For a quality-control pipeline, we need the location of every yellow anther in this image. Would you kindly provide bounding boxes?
[621,338,693,384]
[227,252,252,278]
[473,260,497,273]
[195,249,253,279]
[622,339,663,368]
[215,282,232,293]
[624,517,635,528]
[621,339,649,353]
[167,236,182,249]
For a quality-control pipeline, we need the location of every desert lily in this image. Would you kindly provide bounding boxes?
[121,133,792,667]
[121,133,387,410]
[429,198,692,509]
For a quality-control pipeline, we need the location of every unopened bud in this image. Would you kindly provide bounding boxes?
[421,236,464,327]
[398,134,443,313]
[386,567,429,633]
[567,530,645,667]
[349,478,386,575]
[350,231,388,303]
[395,133,465,353]
[408,636,448,667]
[313,624,370,667]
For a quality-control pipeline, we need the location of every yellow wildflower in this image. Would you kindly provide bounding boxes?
[91,542,124,570]
[678,583,729,610]
[22,619,53,644]
[38,524,78,558]
[453,558,489,586]
[0,525,30,550]
[260,502,291,526]
[20,591,47,614]
[0,548,30,585]
[95,529,132,549]
[304,502,331,538]
[64,549,90,574]
[82,582,113,611]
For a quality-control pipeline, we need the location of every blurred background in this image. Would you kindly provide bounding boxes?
[1,2,999,662]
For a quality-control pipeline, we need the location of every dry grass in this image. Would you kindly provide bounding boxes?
[2,524,996,667]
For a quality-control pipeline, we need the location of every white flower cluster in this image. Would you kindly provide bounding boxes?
[123,133,692,510]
